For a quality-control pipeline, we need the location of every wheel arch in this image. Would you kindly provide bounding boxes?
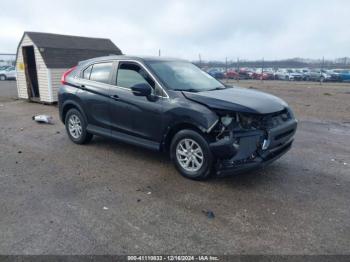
[161,122,209,153]
[61,100,87,124]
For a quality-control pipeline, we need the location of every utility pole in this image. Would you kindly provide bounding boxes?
[321,56,324,85]
[225,57,228,83]
[198,53,202,68]
[158,49,161,57]
[261,57,265,83]
[237,57,240,82]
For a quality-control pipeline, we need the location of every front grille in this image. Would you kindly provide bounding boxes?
[237,109,291,130]
[261,109,291,129]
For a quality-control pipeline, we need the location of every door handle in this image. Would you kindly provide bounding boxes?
[110,94,120,101]
[80,84,86,90]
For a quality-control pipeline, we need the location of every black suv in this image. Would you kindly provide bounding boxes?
[58,56,297,180]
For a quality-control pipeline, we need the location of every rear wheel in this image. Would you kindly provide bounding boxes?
[65,108,93,144]
[170,129,214,180]
[0,75,6,81]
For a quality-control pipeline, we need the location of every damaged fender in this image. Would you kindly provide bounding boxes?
[162,97,219,133]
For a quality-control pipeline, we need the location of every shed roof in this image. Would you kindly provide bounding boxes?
[18,32,122,68]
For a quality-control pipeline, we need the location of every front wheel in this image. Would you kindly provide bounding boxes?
[0,75,6,81]
[170,129,214,180]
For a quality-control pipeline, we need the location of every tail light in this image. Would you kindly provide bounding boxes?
[61,66,77,85]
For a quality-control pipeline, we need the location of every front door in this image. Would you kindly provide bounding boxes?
[108,61,164,142]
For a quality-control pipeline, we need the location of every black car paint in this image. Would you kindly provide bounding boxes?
[182,87,288,114]
[58,56,297,175]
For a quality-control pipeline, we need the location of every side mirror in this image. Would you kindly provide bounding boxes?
[131,83,152,97]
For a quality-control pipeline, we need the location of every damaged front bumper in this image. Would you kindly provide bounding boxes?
[209,119,298,176]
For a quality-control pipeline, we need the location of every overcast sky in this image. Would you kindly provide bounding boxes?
[0,0,349,61]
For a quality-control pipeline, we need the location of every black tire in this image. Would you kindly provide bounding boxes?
[65,108,93,144]
[170,129,214,180]
[0,75,6,81]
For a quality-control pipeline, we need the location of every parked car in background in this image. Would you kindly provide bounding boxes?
[299,68,311,81]
[323,70,342,82]
[237,68,252,80]
[308,69,334,82]
[0,67,16,80]
[275,69,302,81]
[225,69,239,79]
[201,66,345,82]
[251,69,274,80]
[245,68,256,79]
[207,68,225,79]
[0,66,10,71]
[334,70,350,82]
[58,56,297,180]
[289,69,303,81]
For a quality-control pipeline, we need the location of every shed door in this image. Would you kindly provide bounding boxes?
[22,46,40,99]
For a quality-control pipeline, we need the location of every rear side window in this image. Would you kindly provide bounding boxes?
[83,65,92,79]
[87,62,113,84]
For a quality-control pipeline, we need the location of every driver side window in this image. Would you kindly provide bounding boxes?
[116,62,164,97]
[116,62,154,89]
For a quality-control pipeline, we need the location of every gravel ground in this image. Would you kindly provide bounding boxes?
[0,80,17,102]
[0,80,349,255]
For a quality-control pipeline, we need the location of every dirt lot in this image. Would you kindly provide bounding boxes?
[0,80,349,254]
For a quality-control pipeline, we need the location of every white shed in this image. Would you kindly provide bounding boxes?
[16,32,122,103]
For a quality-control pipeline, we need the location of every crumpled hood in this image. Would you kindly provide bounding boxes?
[182,87,288,114]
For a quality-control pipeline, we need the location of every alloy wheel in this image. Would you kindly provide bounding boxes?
[176,138,204,172]
[68,114,82,139]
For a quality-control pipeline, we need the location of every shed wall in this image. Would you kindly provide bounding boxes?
[49,69,67,101]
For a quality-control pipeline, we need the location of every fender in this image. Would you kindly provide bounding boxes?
[60,99,87,124]
[162,97,219,134]
[160,100,219,151]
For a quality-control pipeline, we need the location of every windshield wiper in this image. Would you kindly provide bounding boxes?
[173,88,200,93]
[208,86,227,91]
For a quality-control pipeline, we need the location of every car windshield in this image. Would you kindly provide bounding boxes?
[146,61,225,92]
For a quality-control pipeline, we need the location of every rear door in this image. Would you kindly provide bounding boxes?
[108,61,165,142]
[77,61,113,130]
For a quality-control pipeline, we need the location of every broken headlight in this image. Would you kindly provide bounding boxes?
[237,113,261,129]
[220,115,233,126]
[217,112,260,131]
